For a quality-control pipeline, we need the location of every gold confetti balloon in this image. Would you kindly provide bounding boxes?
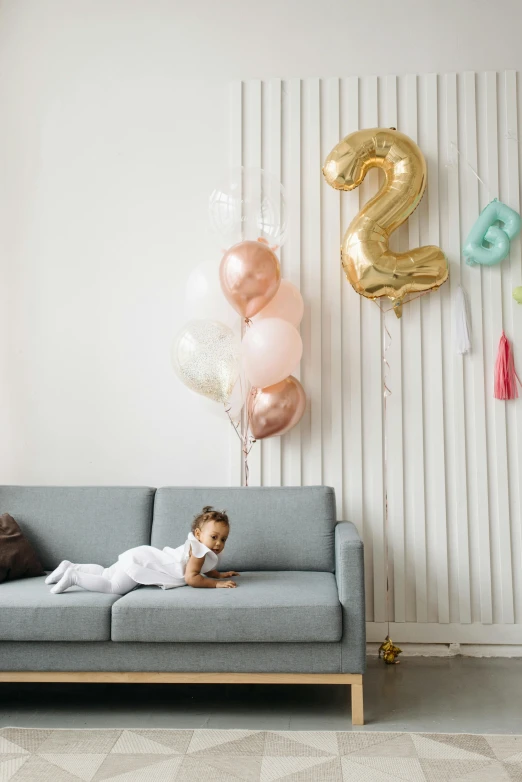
[172,320,241,403]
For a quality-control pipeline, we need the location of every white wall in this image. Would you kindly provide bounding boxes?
[0,0,521,490]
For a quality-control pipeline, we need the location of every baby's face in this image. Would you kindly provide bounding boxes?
[195,520,229,555]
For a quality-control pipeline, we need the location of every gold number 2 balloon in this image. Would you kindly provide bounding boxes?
[323,128,448,317]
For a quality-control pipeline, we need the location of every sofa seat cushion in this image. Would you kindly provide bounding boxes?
[111,571,342,643]
[0,576,121,641]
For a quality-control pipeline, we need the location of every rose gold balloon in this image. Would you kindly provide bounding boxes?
[219,240,281,319]
[248,376,306,439]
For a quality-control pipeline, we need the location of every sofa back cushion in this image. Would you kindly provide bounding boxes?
[151,486,336,572]
[0,487,155,569]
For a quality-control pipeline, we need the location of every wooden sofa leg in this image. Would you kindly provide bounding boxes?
[351,678,364,726]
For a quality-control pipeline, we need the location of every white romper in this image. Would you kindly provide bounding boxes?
[117,531,220,589]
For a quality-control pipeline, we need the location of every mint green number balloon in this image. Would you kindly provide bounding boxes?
[463,199,521,267]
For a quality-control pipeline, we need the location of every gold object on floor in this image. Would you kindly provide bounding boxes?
[379,635,402,664]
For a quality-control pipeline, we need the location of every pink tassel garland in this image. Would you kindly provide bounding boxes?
[494,331,521,400]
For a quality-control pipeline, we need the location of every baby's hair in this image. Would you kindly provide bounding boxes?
[191,505,230,533]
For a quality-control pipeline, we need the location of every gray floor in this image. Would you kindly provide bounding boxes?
[1,657,521,734]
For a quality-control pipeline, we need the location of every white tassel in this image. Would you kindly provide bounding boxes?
[453,284,471,355]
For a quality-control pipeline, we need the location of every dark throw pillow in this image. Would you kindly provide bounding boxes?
[0,513,45,583]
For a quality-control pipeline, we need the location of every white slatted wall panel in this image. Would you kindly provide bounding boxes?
[229,72,522,643]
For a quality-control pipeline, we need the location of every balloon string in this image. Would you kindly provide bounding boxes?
[225,402,255,488]
[229,316,254,486]
[240,312,248,486]
[448,141,494,201]
[374,300,392,638]
[374,288,432,315]
[243,387,256,487]
[382,307,392,399]
[371,286,437,634]
[447,135,521,202]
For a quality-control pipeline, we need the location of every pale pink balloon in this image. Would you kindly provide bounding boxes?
[219,240,281,319]
[253,279,304,327]
[242,318,303,388]
[248,376,306,439]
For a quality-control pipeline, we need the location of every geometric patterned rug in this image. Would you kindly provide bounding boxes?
[1,727,522,781]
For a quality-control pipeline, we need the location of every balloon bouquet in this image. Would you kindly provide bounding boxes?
[172,168,306,483]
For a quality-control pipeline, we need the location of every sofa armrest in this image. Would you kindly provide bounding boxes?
[335,522,366,673]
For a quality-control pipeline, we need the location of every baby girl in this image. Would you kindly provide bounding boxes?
[45,506,239,595]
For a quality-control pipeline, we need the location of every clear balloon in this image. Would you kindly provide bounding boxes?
[248,376,306,439]
[253,279,304,327]
[220,240,281,319]
[242,318,303,389]
[209,167,287,249]
[172,320,240,403]
[184,259,238,327]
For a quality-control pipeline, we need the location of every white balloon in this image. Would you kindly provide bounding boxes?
[184,259,237,327]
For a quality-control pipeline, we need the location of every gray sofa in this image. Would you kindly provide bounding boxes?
[0,485,366,724]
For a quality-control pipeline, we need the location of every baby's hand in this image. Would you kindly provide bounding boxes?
[220,571,240,578]
[216,579,237,588]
